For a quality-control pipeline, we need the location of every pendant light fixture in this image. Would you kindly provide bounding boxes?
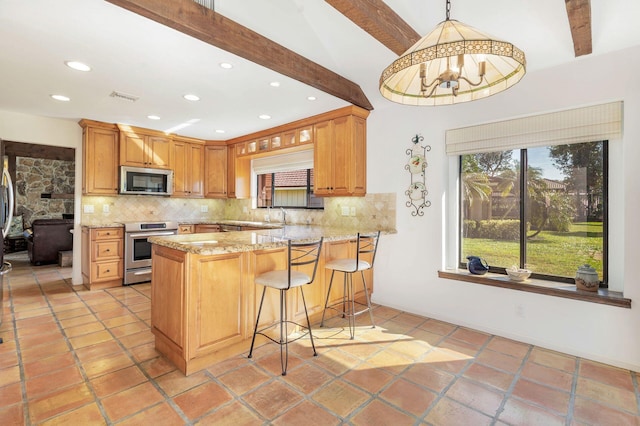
[379,0,526,106]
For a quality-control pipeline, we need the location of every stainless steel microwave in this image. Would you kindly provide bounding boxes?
[120,166,173,196]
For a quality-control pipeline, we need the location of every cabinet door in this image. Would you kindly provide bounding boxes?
[313,119,334,196]
[83,126,119,195]
[147,136,172,169]
[352,116,367,196]
[204,145,227,198]
[172,140,188,196]
[226,144,236,198]
[331,115,352,196]
[120,132,147,167]
[194,224,220,233]
[187,143,204,197]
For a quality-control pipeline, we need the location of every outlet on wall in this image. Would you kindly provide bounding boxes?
[83,204,94,213]
[103,204,110,213]
[350,207,356,216]
[200,205,208,213]
[341,206,349,216]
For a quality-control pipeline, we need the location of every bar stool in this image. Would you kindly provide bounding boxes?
[320,231,380,339]
[248,237,323,375]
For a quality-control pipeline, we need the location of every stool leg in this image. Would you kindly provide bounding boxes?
[299,287,317,356]
[361,271,375,329]
[342,272,348,318]
[280,289,288,376]
[248,286,267,359]
[348,272,356,339]
[320,270,335,327]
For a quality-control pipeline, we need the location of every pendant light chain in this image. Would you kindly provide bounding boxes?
[445,0,451,21]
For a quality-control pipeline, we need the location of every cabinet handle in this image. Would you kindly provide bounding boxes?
[105,249,110,252]
[105,269,110,273]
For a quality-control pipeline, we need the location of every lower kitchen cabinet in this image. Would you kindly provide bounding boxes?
[322,239,373,308]
[81,226,124,290]
[178,224,194,234]
[194,224,221,233]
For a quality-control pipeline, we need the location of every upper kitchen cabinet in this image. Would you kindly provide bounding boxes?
[204,143,227,198]
[118,125,172,169]
[79,119,119,195]
[172,136,205,198]
[314,109,368,197]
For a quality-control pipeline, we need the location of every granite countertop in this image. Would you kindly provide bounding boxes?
[81,223,125,229]
[148,225,394,255]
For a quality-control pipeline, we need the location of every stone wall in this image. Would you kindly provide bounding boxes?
[16,157,75,227]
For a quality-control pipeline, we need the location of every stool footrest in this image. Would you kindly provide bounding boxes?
[323,300,371,318]
[253,320,312,346]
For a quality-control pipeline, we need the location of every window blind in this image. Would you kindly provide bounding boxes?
[251,149,314,174]
[445,101,623,155]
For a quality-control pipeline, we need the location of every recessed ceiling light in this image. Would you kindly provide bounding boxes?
[215,129,226,134]
[270,82,280,87]
[148,115,161,120]
[50,94,70,102]
[258,114,271,120]
[307,96,317,101]
[219,62,233,69]
[65,61,91,72]
[183,94,200,101]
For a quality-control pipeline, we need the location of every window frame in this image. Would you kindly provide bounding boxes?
[256,168,323,210]
[457,141,609,287]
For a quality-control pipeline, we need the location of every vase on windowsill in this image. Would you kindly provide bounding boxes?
[575,264,599,292]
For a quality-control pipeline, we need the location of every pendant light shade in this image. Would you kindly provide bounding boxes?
[379,4,526,106]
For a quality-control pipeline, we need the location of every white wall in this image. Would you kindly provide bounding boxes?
[367,46,640,371]
[0,112,83,285]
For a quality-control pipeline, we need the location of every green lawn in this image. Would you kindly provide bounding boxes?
[462,222,603,278]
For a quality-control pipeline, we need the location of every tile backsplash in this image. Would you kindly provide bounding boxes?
[81,193,396,230]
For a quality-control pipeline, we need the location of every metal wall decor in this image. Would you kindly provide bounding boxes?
[405,134,431,216]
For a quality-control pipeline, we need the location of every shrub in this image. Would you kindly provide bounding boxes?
[463,219,525,241]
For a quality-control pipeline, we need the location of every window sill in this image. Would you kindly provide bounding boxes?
[438,270,631,309]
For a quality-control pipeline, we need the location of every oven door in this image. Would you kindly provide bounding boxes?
[125,230,176,271]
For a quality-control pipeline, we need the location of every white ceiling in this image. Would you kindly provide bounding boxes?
[1,0,639,140]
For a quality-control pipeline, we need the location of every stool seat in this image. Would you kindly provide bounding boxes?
[325,258,371,272]
[255,270,311,289]
[321,231,380,339]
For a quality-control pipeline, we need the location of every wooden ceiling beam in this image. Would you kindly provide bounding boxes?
[565,0,592,56]
[325,0,421,56]
[105,0,373,110]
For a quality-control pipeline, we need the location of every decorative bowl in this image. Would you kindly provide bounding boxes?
[506,268,531,282]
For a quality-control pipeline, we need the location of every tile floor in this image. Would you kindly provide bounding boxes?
[1,251,639,425]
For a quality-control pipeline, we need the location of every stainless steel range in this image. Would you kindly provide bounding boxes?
[123,221,178,285]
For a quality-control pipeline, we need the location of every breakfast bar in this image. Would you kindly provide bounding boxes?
[148,225,387,375]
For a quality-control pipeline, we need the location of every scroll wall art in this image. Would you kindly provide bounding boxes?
[405,134,431,216]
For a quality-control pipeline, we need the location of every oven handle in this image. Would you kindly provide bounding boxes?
[128,231,176,238]
[133,270,152,276]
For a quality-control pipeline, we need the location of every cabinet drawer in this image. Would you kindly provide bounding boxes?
[178,224,194,234]
[92,228,124,240]
[93,240,122,261]
[91,260,123,281]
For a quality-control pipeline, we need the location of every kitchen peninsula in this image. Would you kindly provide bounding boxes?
[148,225,389,375]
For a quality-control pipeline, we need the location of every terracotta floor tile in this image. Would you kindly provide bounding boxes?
[252,349,305,376]
[89,301,124,313]
[343,363,395,393]
[352,399,416,425]
[512,378,571,415]
[94,307,131,321]
[140,355,178,378]
[529,347,577,374]
[38,402,106,426]
[206,355,251,377]
[244,380,303,420]
[109,320,148,338]
[366,348,414,374]
[420,347,473,374]
[128,341,160,363]
[53,306,93,320]
[116,401,186,426]
[387,339,432,360]
[90,365,147,398]
[63,321,105,338]
[218,364,271,396]
[404,362,456,393]
[573,396,640,425]
[101,382,165,422]
[335,340,383,360]
[576,376,638,412]
[59,314,99,329]
[284,362,334,394]
[0,365,21,388]
[312,379,370,417]
[101,313,139,328]
[28,383,95,423]
[173,381,234,420]
[117,329,155,348]
[520,361,574,392]
[0,403,24,426]
[0,351,19,370]
[418,319,457,336]
[438,336,483,357]
[380,378,437,416]
[486,336,531,358]
[154,369,209,397]
[498,397,566,426]
[476,348,524,374]
[425,397,493,426]
[74,340,122,363]
[393,312,427,328]
[0,382,23,407]
[463,363,515,392]
[445,377,504,417]
[273,400,340,425]
[312,346,361,375]
[25,365,84,399]
[16,320,59,337]
[14,307,51,320]
[68,329,113,350]
[82,351,135,379]
[579,359,635,391]
[451,327,491,347]
[196,400,264,426]
[50,301,86,312]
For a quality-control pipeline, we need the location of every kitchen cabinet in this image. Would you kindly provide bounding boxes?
[322,239,372,309]
[204,144,227,198]
[314,114,366,196]
[172,136,205,198]
[227,143,251,199]
[81,226,124,290]
[119,126,172,169]
[194,224,221,233]
[79,120,119,195]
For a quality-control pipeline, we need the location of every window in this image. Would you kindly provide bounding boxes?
[257,169,323,209]
[459,141,607,285]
